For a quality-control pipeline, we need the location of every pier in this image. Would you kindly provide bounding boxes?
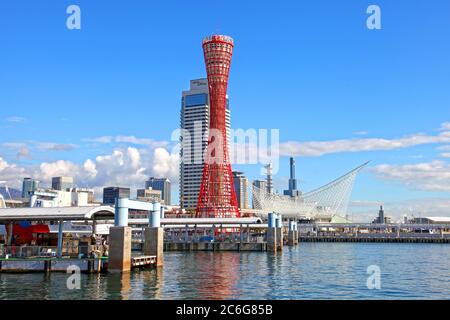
[297,222,450,243]
[299,235,450,243]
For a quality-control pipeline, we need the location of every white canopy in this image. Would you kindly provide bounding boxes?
[0,206,115,221]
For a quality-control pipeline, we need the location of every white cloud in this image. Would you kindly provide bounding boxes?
[84,136,114,144]
[349,200,383,207]
[36,143,77,152]
[439,122,450,131]
[83,159,97,179]
[6,116,26,123]
[440,153,450,158]
[371,160,450,192]
[2,142,27,149]
[279,126,450,157]
[86,147,147,188]
[352,131,369,136]
[39,160,81,181]
[115,136,169,148]
[84,135,169,148]
[0,157,27,188]
[152,147,180,180]
[0,143,180,194]
[436,145,450,151]
[16,147,31,159]
[2,141,76,154]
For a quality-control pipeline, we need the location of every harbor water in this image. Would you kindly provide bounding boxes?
[1,243,449,300]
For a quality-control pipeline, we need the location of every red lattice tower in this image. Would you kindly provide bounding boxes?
[196,35,240,218]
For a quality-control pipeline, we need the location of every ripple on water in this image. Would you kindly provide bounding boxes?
[0,243,449,299]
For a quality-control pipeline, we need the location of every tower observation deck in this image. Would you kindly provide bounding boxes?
[196,35,240,218]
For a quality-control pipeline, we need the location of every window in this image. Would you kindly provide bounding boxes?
[185,94,208,107]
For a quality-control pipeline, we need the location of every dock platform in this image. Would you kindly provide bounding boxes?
[0,255,158,273]
[131,255,156,267]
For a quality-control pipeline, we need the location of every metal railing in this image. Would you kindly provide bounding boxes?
[0,246,58,259]
[163,232,265,244]
[0,245,105,259]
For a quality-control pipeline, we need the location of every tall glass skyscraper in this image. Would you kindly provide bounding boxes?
[180,78,230,210]
[22,178,40,200]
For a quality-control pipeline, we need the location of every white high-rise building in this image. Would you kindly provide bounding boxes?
[233,171,249,209]
[180,78,230,210]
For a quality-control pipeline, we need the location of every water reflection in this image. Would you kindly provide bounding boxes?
[168,252,240,300]
[140,267,163,299]
[105,272,132,300]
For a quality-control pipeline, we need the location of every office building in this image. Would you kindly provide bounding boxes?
[102,187,130,205]
[145,177,171,205]
[52,176,74,191]
[22,178,40,200]
[252,180,266,209]
[265,163,273,194]
[137,188,162,203]
[372,205,390,224]
[233,171,249,209]
[283,157,301,198]
[180,78,231,209]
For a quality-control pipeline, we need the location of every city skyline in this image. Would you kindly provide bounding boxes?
[1,1,450,221]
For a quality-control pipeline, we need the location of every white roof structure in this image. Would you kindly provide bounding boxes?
[425,217,450,223]
[252,162,369,219]
[0,206,115,221]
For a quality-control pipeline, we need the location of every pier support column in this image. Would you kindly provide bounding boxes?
[276,214,283,251]
[239,224,243,244]
[267,228,277,252]
[7,222,13,246]
[57,220,63,258]
[288,221,295,246]
[144,228,164,267]
[108,226,132,273]
[288,231,295,246]
[145,205,164,267]
[292,222,298,245]
[267,213,277,252]
[109,198,131,273]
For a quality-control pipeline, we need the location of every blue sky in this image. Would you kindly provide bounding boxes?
[1,0,450,220]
